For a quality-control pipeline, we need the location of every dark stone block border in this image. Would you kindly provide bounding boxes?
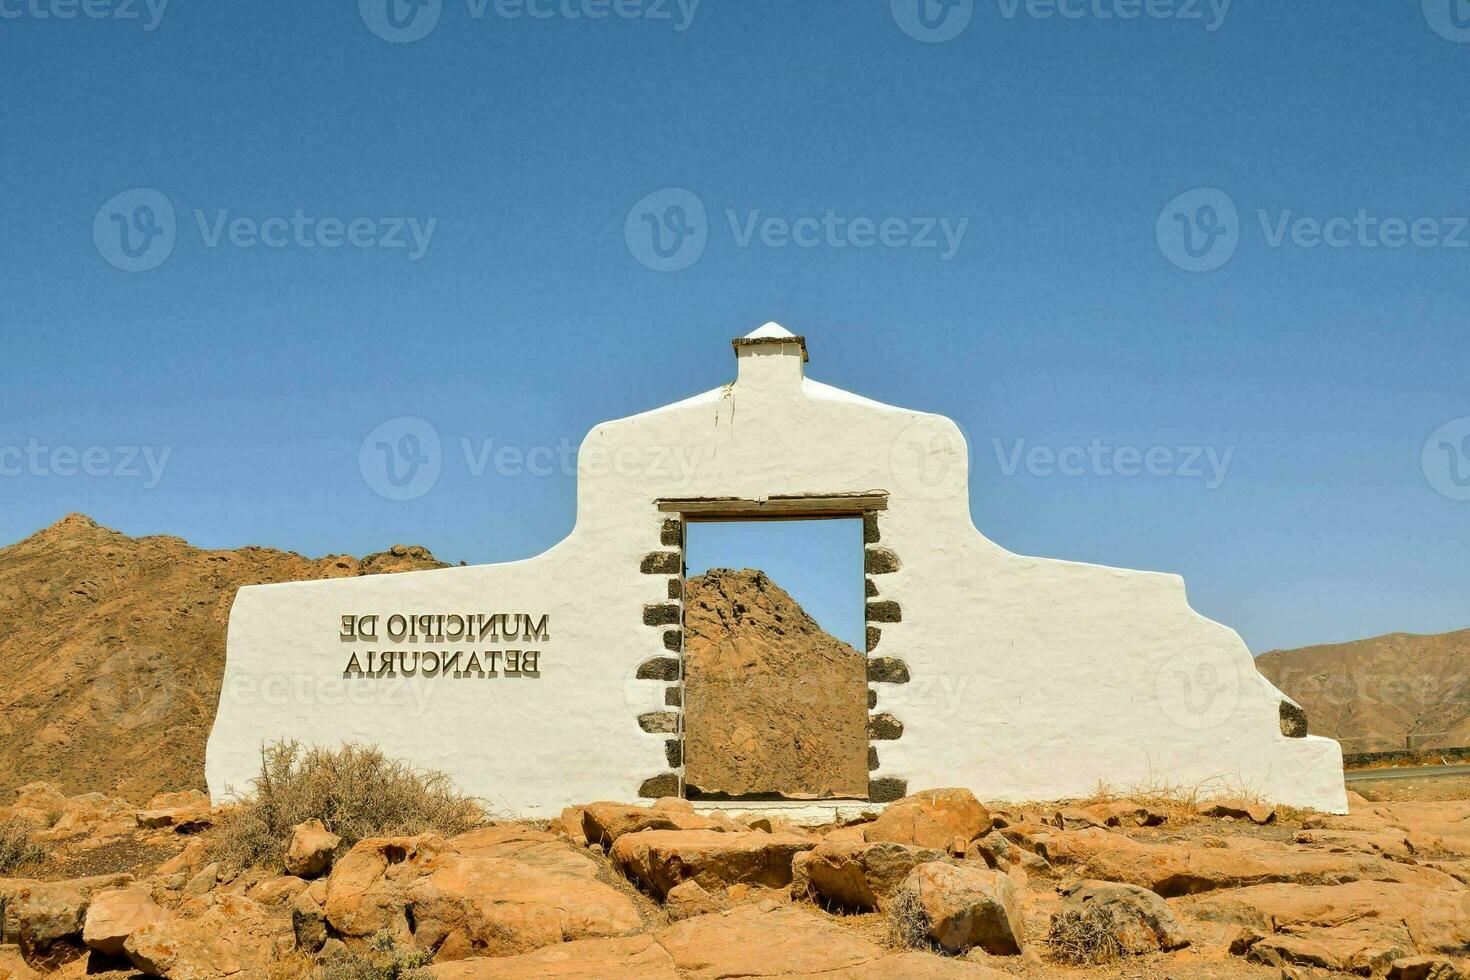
[866,600,902,623]
[868,712,904,740]
[1279,700,1308,738]
[639,504,911,805]
[867,657,910,684]
[639,773,679,799]
[643,603,680,626]
[869,777,907,803]
[639,517,685,799]
[861,510,909,805]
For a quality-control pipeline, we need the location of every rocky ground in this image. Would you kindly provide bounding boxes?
[3,782,1468,979]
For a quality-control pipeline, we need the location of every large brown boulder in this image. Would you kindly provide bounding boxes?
[322,831,640,961]
[81,885,167,957]
[283,819,340,877]
[124,894,288,979]
[804,840,949,912]
[322,834,447,939]
[404,852,642,960]
[136,790,214,831]
[864,788,991,850]
[681,569,868,799]
[291,880,329,954]
[893,862,1024,955]
[1054,880,1189,954]
[580,804,681,847]
[610,829,814,899]
[10,873,131,962]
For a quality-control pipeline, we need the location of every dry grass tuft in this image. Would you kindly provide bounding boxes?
[1046,907,1126,965]
[209,741,485,871]
[314,929,432,979]
[886,887,930,950]
[0,817,46,874]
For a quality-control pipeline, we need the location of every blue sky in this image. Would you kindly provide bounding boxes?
[1,1,1467,654]
[685,520,866,650]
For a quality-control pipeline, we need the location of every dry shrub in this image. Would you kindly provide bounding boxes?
[0,817,46,874]
[315,930,432,980]
[1047,907,1126,966]
[211,741,485,870]
[886,887,931,950]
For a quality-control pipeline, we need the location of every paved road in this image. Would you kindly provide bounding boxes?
[1344,763,1470,782]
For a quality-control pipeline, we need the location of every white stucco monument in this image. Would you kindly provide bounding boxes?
[206,324,1348,816]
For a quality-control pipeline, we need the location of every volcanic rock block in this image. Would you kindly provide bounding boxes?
[893,862,1025,955]
[82,885,167,957]
[610,829,815,899]
[284,819,341,878]
[805,839,950,912]
[863,788,991,850]
[1055,879,1190,954]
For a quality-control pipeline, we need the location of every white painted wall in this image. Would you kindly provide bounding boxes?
[206,326,1347,816]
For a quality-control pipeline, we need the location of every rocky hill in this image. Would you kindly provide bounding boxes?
[0,515,445,804]
[1257,628,1470,755]
[682,568,868,800]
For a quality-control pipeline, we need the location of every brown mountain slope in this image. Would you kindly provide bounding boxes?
[1257,629,1470,754]
[0,514,445,803]
[682,568,868,799]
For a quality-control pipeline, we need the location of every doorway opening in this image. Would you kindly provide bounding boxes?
[680,516,867,801]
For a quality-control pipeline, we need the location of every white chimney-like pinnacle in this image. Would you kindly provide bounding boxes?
[731,322,808,388]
